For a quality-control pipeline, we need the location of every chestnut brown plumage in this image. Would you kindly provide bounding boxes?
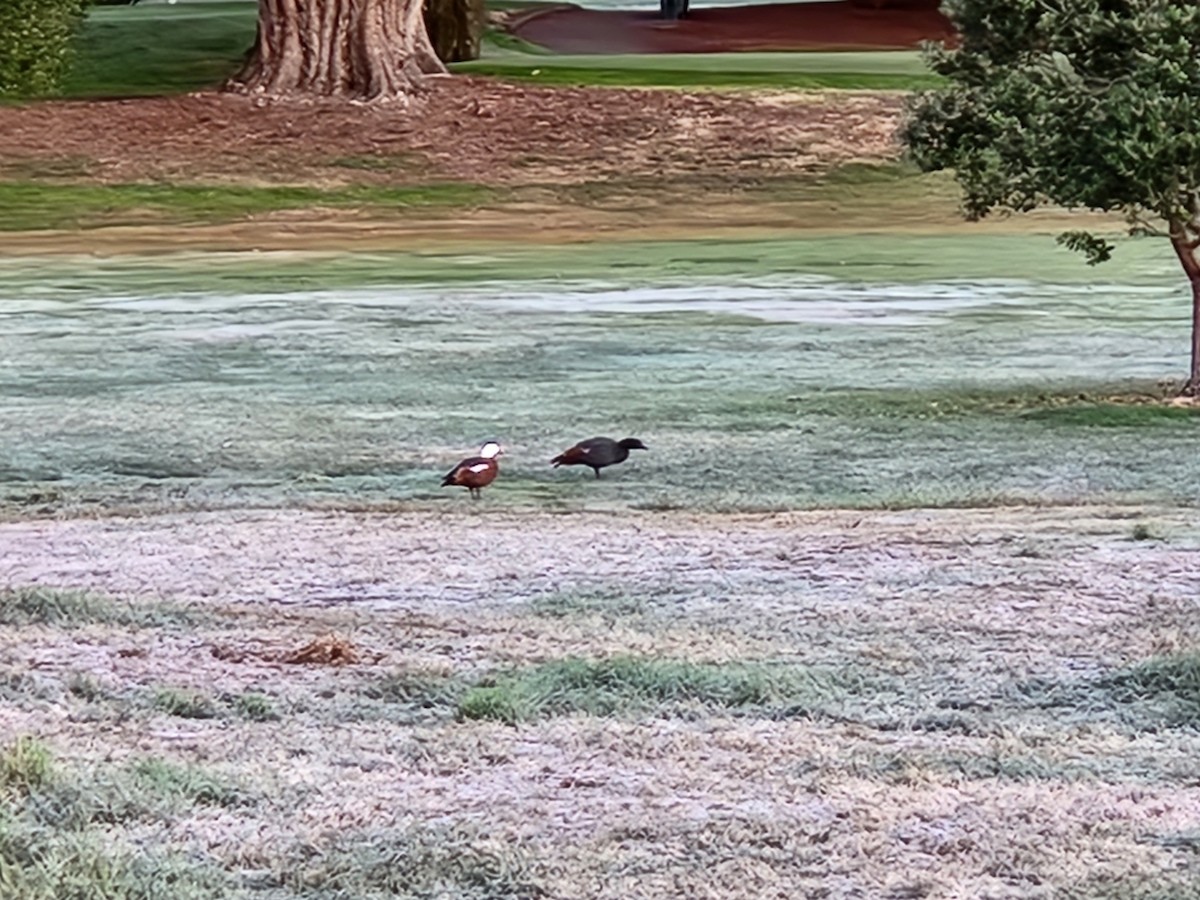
[550,436,647,479]
[441,440,502,499]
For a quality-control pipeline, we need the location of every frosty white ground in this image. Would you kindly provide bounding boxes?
[2,505,1199,898]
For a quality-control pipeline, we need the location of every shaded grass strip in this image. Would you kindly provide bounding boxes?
[0,181,496,231]
[1012,651,1200,731]
[451,63,944,91]
[1098,651,1200,726]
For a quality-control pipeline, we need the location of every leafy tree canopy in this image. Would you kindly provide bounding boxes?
[902,0,1200,266]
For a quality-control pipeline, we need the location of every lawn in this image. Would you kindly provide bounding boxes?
[3,507,1199,898]
[1,231,1197,516]
[4,4,1200,898]
[59,0,940,97]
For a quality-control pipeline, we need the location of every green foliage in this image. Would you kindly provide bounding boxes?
[525,588,646,619]
[1025,650,1200,729]
[66,673,110,703]
[28,757,250,830]
[902,0,1200,262]
[1056,229,1114,265]
[117,758,246,811]
[0,0,90,98]
[360,671,461,708]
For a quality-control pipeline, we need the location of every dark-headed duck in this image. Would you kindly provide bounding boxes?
[550,436,647,479]
[441,440,503,499]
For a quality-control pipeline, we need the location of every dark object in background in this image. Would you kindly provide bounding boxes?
[660,0,689,20]
[424,0,485,62]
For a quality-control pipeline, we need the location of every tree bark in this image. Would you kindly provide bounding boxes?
[1189,274,1200,396]
[423,0,484,63]
[226,0,445,101]
[1169,231,1200,395]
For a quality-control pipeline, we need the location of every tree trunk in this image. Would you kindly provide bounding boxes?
[1169,232,1200,395]
[1189,274,1200,395]
[423,0,484,63]
[226,0,445,101]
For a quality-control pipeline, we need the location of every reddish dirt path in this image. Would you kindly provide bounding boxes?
[509,1,954,55]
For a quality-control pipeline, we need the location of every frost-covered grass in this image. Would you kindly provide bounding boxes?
[0,585,198,628]
[1,233,1197,517]
[2,507,1199,897]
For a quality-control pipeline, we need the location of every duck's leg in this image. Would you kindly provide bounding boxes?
[592,467,602,479]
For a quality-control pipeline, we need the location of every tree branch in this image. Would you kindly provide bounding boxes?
[1168,217,1200,278]
[1126,209,1169,238]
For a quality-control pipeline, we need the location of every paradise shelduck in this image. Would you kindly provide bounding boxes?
[550,436,648,479]
[441,440,503,499]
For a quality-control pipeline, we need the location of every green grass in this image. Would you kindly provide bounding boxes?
[1101,651,1200,721]
[457,44,941,89]
[232,692,280,722]
[1021,403,1200,427]
[525,588,647,619]
[1058,876,1200,900]
[56,2,938,99]
[63,1,256,97]
[1129,522,1163,541]
[114,758,247,811]
[0,745,237,899]
[29,757,250,831]
[360,670,461,707]
[794,387,1200,426]
[452,63,942,91]
[457,656,848,724]
[0,181,496,231]
[66,673,111,703]
[0,586,197,628]
[0,824,227,900]
[1014,651,1200,731]
[4,230,1197,516]
[0,737,53,797]
[152,688,220,720]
